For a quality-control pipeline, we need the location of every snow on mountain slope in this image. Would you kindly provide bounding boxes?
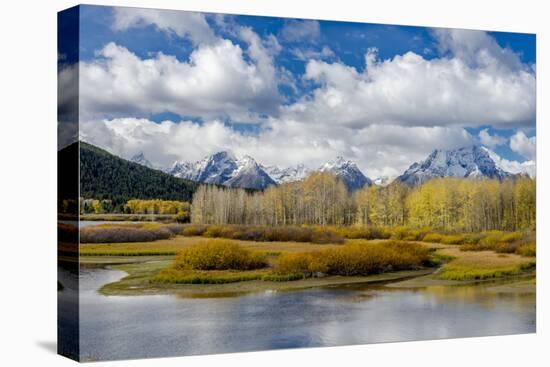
[166,145,528,191]
[397,145,513,186]
[168,153,371,191]
[263,164,312,184]
[319,156,372,191]
[168,151,275,189]
[225,155,277,189]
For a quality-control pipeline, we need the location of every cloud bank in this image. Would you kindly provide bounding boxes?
[510,131,536,160]
[81,117,474,178]
[76,8,536,178]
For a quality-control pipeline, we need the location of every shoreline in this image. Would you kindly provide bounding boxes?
[73,236,536,298]
[90,257,535,298]
[387,271,536,289]
[97,261,436,297]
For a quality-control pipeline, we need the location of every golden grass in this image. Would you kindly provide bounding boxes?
[516,243,536,257]
[100,266,433,296]
[459,231,530,253]
[153,269,272,284]
[436,246,535,280]
[80,240,187,256]
[80,236,342,256]
[152,268,307,284]
[80,228,536,284]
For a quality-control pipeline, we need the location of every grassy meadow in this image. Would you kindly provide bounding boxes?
[76,221,536,296]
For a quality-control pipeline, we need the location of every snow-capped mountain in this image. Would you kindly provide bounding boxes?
[319,156,373,191]
[263,164,312,184]
[174,151,238,185]
[168,151,276,189]
[168,152,372,190]
[225,156,277,189]
[130,152,153,168]
[166,146,528,191]
[169,161,197,181]
[397,145,513,186]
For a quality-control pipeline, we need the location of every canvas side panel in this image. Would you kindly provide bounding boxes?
[57,5,80,362]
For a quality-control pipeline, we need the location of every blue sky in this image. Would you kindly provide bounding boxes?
[78,6,536,65]
[70,5,536,178]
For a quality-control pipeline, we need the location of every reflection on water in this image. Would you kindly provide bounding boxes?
[76,268,535,361]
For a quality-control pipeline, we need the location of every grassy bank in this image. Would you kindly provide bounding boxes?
[435,246,536,280]
[79,223,536,295]
[80,222,535,258]
[80,236,342,256]
[99,261,434,297]
[82,236,535,282]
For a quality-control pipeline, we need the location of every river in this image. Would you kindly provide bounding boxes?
[58,267,535,361]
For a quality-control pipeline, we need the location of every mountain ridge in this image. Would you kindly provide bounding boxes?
[397,145,513,186]
[168,152,374,191]
[169,151,276,190]
[102,144,534,192]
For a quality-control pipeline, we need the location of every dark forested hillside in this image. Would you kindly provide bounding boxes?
[77,141,198,207]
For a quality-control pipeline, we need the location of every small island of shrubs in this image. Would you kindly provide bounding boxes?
[152,239,432,284]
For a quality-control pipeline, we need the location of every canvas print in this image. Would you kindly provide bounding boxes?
[58,4,536,362]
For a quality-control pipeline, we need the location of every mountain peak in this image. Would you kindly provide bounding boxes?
[169,151,275,189]
[398,145,512,185]
[130,151,153,168]
[319,157,372,191]
[322,156,355,169]
[211,150,237,161]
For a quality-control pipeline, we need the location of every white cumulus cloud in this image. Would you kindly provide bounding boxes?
[76,15,536,179]
[485,148,535,177]
[478,128,507,148]
[510,131,536,160]
[80,117,476,179]
[433,28,525,71]
[112,7,216,45]
[79,40,280,121]
[282,36,535,129]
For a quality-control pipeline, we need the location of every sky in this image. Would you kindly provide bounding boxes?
[66,5,537,179]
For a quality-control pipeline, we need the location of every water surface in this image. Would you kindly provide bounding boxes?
[78,220,145,228]
[74,268,535,361]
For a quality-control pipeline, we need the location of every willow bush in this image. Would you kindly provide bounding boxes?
[80,225,173,243]
[275,241,431,277]
[172,240,267,271]
[182,224,344,244]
